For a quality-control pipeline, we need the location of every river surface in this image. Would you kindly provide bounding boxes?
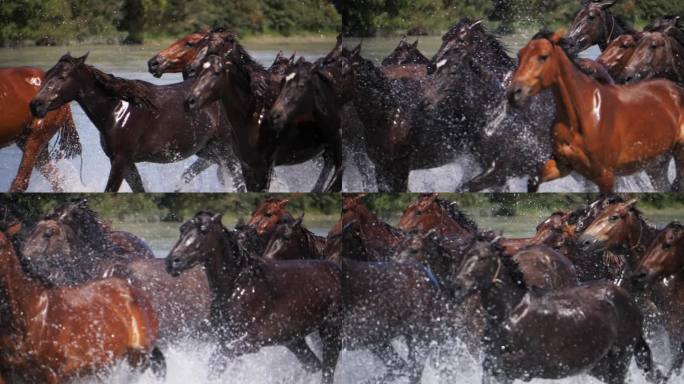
[0,36,672,192]
[92,209,684,384]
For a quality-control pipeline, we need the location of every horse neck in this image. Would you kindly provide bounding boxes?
[0,245,44,330]
[549,47,600,135]
[204,230,245,300]
[219,68,264,150]
[74,67,126,131]
[351,64,395,133]
[626,217,658,267]
[479,262,526,352]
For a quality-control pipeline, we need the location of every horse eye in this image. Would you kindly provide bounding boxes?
[663,244,672,250]
[186,42,194,48]
[539,55,548,63]
[609,215,620,221]
[621,44,628,49]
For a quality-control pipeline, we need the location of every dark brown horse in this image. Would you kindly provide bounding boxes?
[0,231,165,383]
[0,67,81,192]
[633,222,684,377]
[262,216,325,261]
[509,31,684,193]
[166,212,342,383]
[268,59,344,191]
[20,200,210,340]
[398,193,478,239]
[451,238,665,384]
[30,53,243,192]
[622,29,684,85]
[567,0,634,53]
[382,37,431,67]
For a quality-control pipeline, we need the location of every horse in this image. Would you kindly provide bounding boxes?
[30,53,243,192]
[20,200,210,340]
[148,29,212,78]
[567,0,634,53]
[165,212,342,383]
[330,194,405,261]
[186,43,341,192]
[0,231,165,383]
[451,238,665,384]
[597,34,639,80]
[382,37,431,67]
[622,29,684,85]
[262,215,326,261]
[509,30,684,193]
[633,222,684,377]
[578,198,658,285]
[267,59,344,191]
[0,67,81,192]
[398,193,478,239]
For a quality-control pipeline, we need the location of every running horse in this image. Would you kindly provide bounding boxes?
[0,67,81,192]
[633,222,684,377]
[622,25,684,85]
[166,212,342,383]
[0,231,165,383]
[30,53,243,192]
[509,31,684,192]
[398,193,478,239]
[597,34,640,80]
[566,0,634,54]
[451,238,665,384]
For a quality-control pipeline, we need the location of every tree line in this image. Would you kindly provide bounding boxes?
[1,0,681,46]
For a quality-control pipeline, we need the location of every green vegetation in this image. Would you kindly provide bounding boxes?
[1,194,341,223]
[1,0,681,45]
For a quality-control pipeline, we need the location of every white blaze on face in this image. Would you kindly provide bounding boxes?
[436,59,447,70]
[203,61,211,69]
[285,73,296,83]
[26,77,42,87]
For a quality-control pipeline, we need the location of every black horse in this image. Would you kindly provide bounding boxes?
[30,53,243,192]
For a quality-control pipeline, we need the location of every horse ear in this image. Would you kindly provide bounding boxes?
[351,42,362,57]
[78,199,89,209]
[596,0,617,9]
[295,214,304,226]
[289,51,297,63]
[551,30,566,44]
[77,52,90,65]
[211,213,223,223]
[428,192,439,202]
[277,199,290,209]
[625,198,639,209]
[412,39,419,48]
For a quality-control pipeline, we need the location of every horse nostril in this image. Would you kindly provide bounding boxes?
[186,96,197,110]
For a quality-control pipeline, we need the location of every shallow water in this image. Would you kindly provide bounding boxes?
[93,211,684,383]
[0,37,672,192]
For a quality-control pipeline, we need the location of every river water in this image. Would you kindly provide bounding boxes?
[88,209,683,384]
[0,37,673,192]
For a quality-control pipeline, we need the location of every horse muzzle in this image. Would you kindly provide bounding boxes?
[506,83,530,108]
[577,234,604,255]
[30,99,49,118]
[147,57,166,78]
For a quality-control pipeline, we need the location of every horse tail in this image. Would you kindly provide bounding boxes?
[634,335,668,384]
[55,104,82,160]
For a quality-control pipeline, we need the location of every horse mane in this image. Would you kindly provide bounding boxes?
[433,197,478,233]
[50,54,156,110]
[47,201,109,254]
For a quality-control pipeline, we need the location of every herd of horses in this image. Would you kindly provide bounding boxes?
[0,0,681,192]
[0,194,683,383]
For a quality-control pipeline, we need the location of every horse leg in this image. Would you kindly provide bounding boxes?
[106,157,131,192]
[319,320,342,384]
[10,138,46,192]
[126,346,166,379]
[285,338,322,373]
[208,339,257,381]
[633,336,667,383]
[596,170,616,194]
[367,342,408,378]
[668,341,684,379]
[460,161,507,192]
[312,148,335,193]
[242,165,271,192]
[124,163,146,192]
[221,155,247,192]
[672,143,684,192]
[406,337,430,384]
[180,158,213,187]
[375,160,410,192]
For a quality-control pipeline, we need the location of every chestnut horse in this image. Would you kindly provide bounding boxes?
[0,231,165,383]
[567,0,634,53]
[597,34,639,80]
[148,29,211,77]
[166,212,342,383]
[633,222,684,377]
[20,200,210,340]
[452,239,665,384]
[398,193,478,239]
[31,53,243,192]
[0,67,81,192]
[331,194,405,261]
[509,31,684,193]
